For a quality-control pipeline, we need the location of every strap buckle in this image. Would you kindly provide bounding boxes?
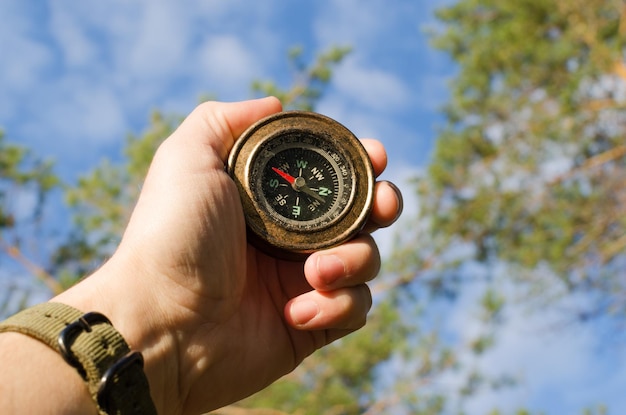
[58,312,112,378]
[58,312,148,414]
[97,351,145,414]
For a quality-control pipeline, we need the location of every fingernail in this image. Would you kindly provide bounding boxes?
[290,300,319,326]
[384,181,403,221]
[317,254,346,287]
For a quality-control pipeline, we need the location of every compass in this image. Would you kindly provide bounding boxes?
[227,111,375,260]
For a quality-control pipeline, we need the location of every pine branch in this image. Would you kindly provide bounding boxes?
[550,144,626,185]
[0,236,63,295]
[601,233,626,264]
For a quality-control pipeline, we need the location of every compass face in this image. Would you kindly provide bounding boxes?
[227,111,374,260]
[252,134,354,232]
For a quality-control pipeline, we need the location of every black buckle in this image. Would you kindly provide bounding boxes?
[58,312,112,378]
[97,351,144,414]
[58,312,147,413]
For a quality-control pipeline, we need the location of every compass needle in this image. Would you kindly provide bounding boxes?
[301,185,325,203]
[272,167,296,185]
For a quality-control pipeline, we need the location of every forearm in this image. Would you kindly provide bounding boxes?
[0,331,97,414]
[0,257,177,415]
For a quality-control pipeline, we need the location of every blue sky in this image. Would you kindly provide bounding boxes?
[1,1,624,414]
[1,0,449,183]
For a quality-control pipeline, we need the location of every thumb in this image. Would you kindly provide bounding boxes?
[120,97,282,255]
[170,97,283,164]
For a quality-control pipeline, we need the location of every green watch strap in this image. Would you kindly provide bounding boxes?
[0,302,157,415]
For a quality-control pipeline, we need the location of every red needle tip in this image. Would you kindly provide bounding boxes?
[272,167,296,184]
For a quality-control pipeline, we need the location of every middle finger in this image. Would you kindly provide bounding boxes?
[303,234,381,292]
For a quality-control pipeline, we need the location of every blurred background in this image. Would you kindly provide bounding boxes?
[1,1,625,414]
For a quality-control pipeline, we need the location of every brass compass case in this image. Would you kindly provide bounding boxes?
[227,111,375,260]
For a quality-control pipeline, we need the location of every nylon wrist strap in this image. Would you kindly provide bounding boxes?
[0,302,157,415]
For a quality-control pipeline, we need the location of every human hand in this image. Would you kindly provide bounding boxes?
[55,97,402,415]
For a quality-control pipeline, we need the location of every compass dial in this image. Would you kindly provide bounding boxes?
[252,137,354,231]
[227,111,374,260]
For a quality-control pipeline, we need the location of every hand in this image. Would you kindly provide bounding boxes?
[54,97,403,415]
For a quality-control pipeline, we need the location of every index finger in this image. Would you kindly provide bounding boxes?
[360,139,387,177]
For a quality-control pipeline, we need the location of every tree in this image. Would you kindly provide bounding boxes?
[0,132,60,316]
[384,0,625,412]
[393,0,626,326]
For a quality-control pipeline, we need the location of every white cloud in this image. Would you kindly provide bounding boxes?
[49,6,98,68]
[333,58,411,112]
[198,35,259,92]
[414,73,452,112]
[313,0,449,56]
[1,39,52,93]
[40,81,126,145]
[1,0,286,162]
[0,3,53,94]
[75,87,127,141]
[441,275,626,413]
[125,3,190,79]
[314,0,394,47]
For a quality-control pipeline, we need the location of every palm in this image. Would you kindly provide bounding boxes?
[180,247,330,413]
[245,249,329,362]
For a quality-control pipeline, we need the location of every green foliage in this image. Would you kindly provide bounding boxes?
[395,0,626,319]
[252,45,352,111]
[385,0,625,413]
[0,132,58,229]
[0,282,30,318]
[582,405,608,415]
[432,0,623,108]
[0,131,61,303]
[53,111,181,280]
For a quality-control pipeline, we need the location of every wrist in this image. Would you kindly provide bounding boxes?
[53,256,180,414]
[0,331,98,414]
